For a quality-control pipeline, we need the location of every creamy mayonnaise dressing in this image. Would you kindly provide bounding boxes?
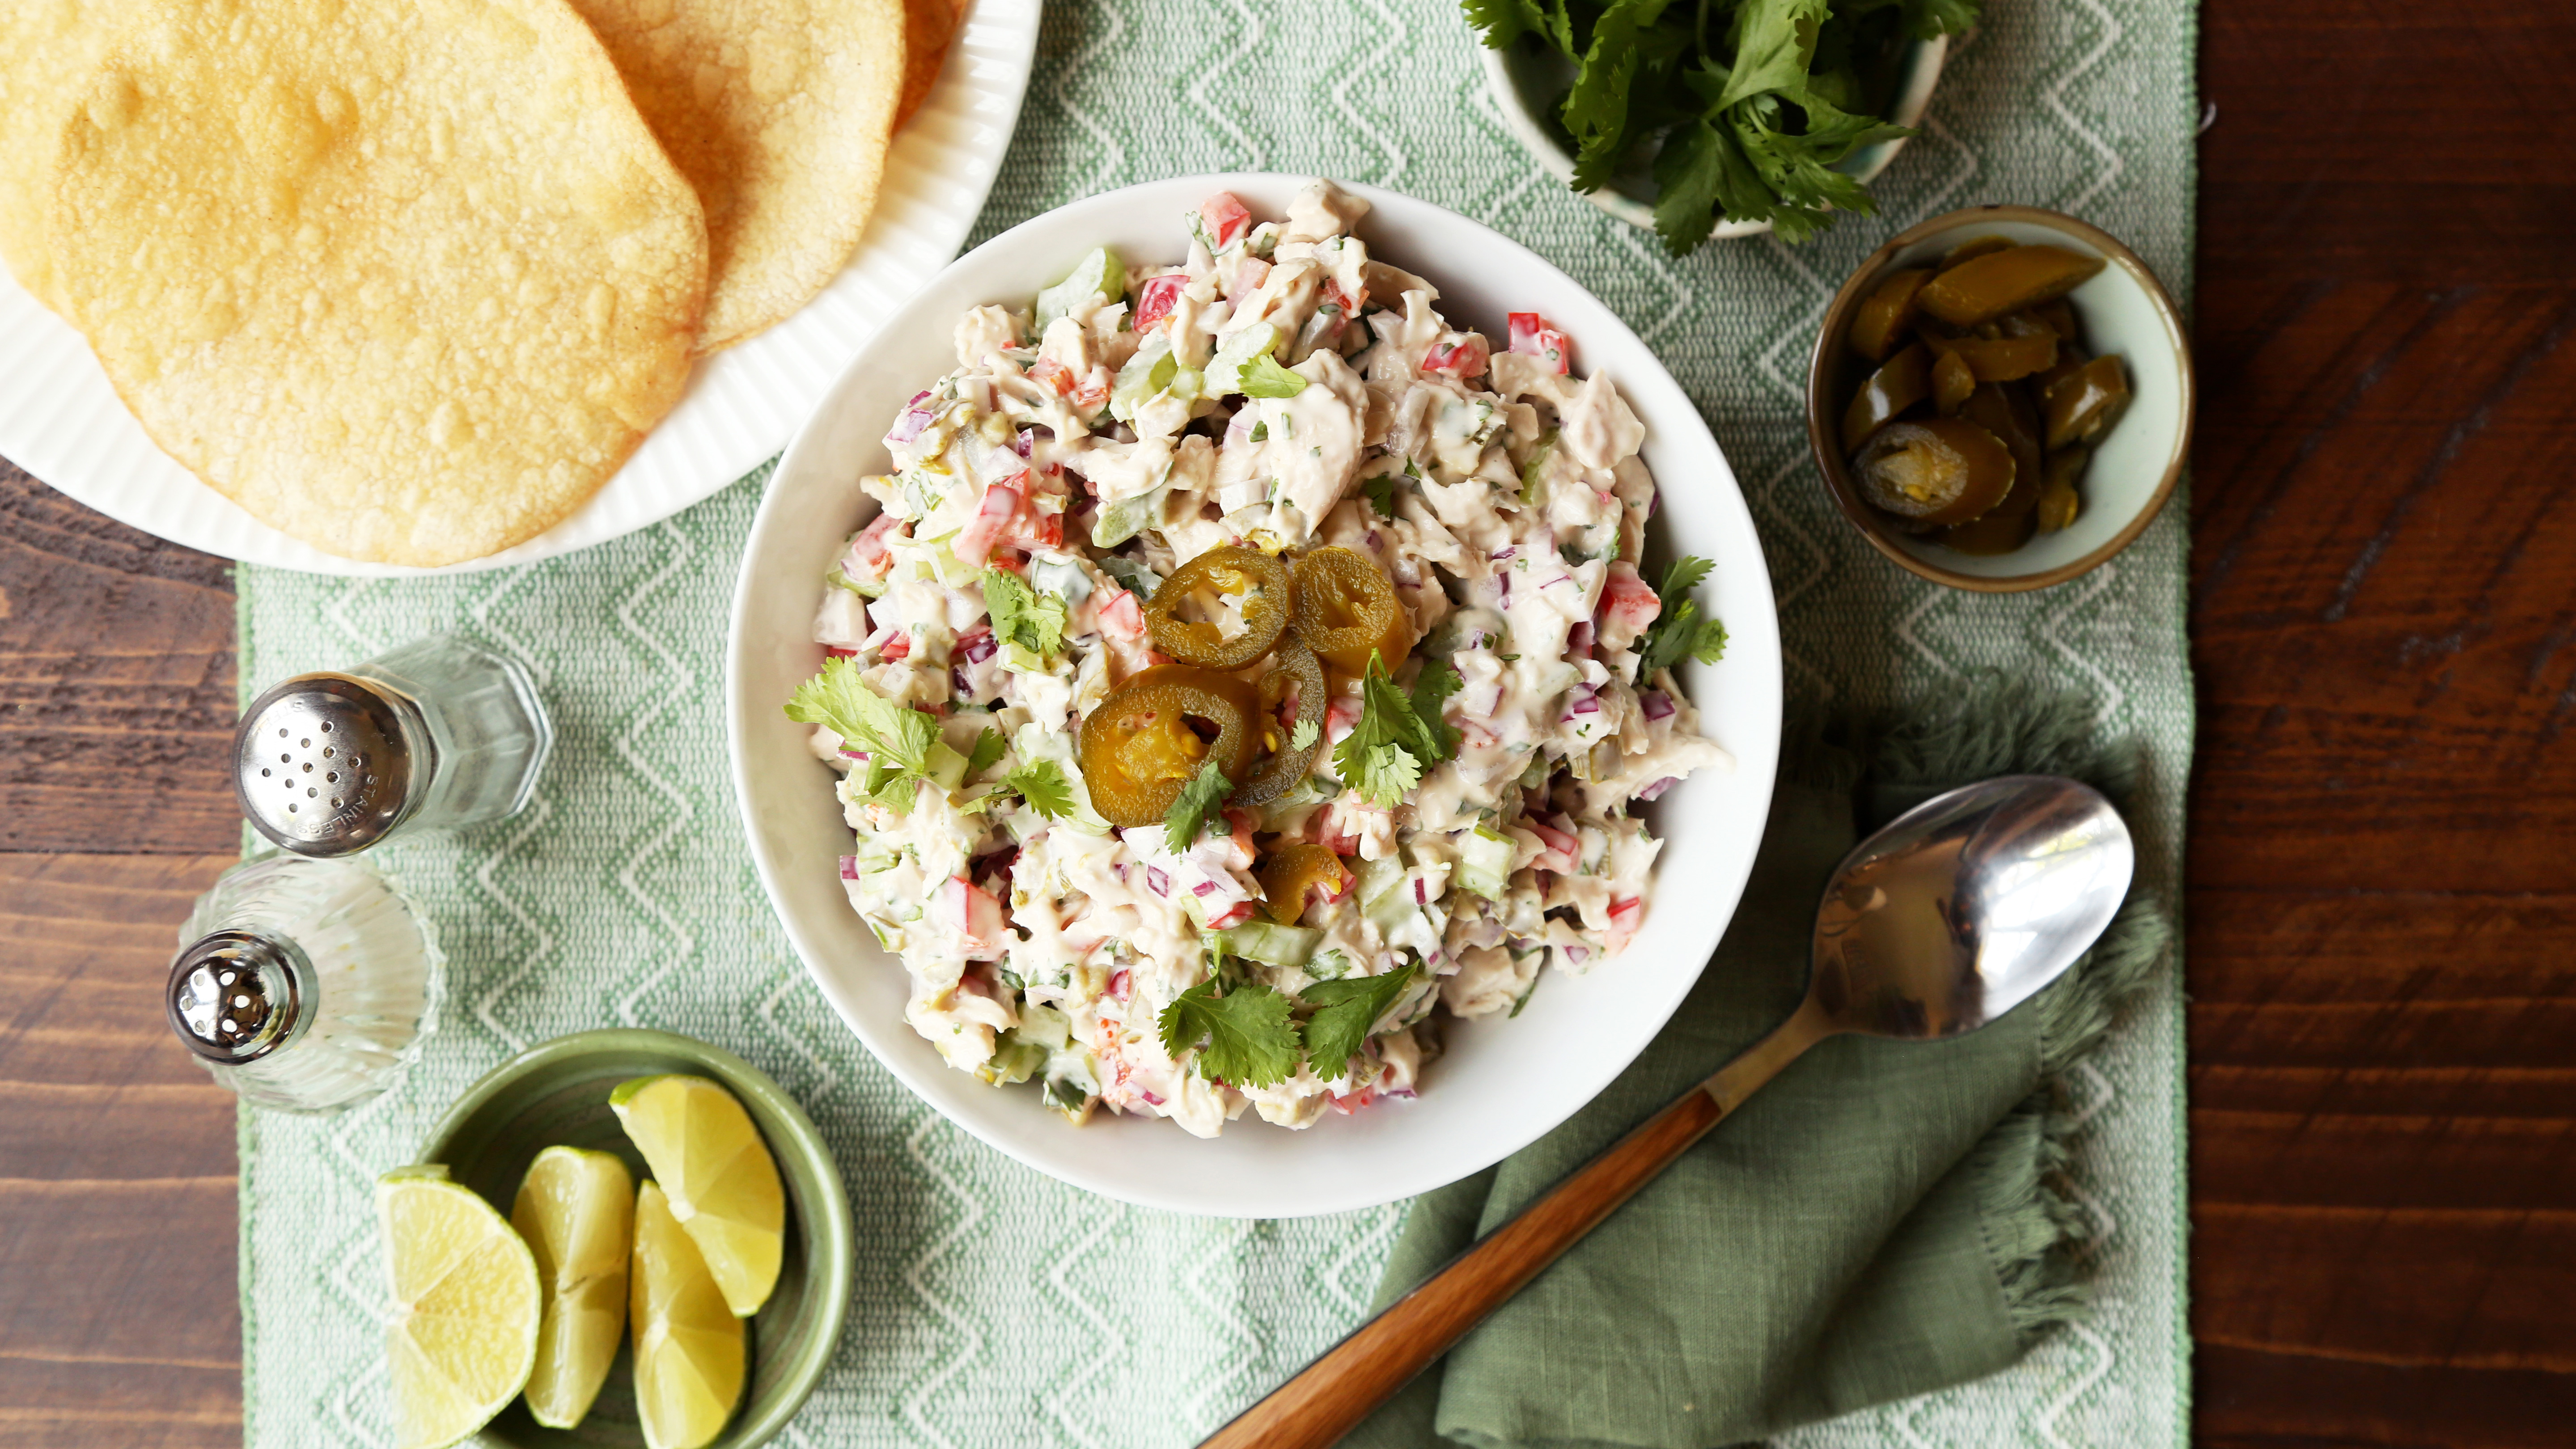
[804,180,1731,1136]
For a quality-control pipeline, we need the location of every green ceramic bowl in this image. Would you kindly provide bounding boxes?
[417,1029,852,1449]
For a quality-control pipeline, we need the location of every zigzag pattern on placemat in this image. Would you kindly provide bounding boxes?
[234,2,2194,1443]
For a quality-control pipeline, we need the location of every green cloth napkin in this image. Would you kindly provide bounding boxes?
[1349,689,2170,1449]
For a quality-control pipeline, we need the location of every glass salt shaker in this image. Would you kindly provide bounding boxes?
[235,633,552,856]
[165,854,445,1114]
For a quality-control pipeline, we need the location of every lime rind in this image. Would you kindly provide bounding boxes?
[513,1145,635,1430]
[377,1172,540,1449]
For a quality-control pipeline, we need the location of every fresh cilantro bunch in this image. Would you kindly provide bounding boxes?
[1157,962,1420,1087]
[1464,0,1981,254]
[785,657,947,813]
[1638,555,1730,674]
[1335,653,1463,809]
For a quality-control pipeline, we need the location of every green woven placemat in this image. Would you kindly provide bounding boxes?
[234,1,2194,1443]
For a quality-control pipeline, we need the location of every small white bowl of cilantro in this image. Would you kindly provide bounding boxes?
[1473,0,1970,253]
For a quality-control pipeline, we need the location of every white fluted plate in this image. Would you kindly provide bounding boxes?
[0,0,1041,577]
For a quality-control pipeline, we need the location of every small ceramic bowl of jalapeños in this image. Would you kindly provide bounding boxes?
[1805,203,2195,591]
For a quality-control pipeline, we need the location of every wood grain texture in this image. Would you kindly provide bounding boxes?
[2190,0,2576,1441]
[0,852,239,1449]
[0,460,239,854]
[1,0,2573,1444]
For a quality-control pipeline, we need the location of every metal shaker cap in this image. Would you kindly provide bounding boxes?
[167,930,309,1064]
[235,674,424,856]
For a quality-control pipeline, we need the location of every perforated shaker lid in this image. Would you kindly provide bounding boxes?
[234,674,421,856]
[166,930,309,1065]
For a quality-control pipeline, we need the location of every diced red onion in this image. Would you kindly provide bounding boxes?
[1365,529,1382,550]
[1193,879,1219,898]
[1568,621,1594,653]
[839,747,868,761]
[960,632,998,664]
[1566,684,1600,716]
[1013,428,1036,458]
[1109,969,1132,1001]
[838,856,860,881]
[1147,867,1170,897]
[1490,546,1516,562]
[1496,572,1512,606]
[886,407,936,444]
[1113,862,1128,882]
[951,664,972,696]
[1636,776,1681,802]
[1640,689,1675,720]
[1139,1089,1165,1106]
[1565,944,1592,964]
[1413,877,1429,904]
[1645,491,1659,518]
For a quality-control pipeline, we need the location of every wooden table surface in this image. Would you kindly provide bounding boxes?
[7,3,2574,1444]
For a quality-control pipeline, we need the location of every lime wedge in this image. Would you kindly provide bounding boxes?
[632,1179,746,1449]
[610,1075,784,1316]
[378,1166,540,1449]
[511,1146,634,1429]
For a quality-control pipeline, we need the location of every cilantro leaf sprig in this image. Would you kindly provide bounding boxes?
[1163,757,1234,853]
[980,567,1068,657]
[1333,652,1462,809]
[785,657,945,811]
[1300,962,1419,1081]
[1638,555,1729,675]
[1158,978,1301,1087]
[1003,758,1076,820]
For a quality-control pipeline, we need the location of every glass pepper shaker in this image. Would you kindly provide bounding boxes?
[165,854,444,1114]
[234,632,552,856]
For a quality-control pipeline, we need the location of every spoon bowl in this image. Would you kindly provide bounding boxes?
[1812,775,2133,1041]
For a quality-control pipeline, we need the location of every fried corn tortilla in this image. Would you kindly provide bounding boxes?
[0,0,125,314]
[49,0,708,568]
[563,0,905,353]
[897,0,972,129]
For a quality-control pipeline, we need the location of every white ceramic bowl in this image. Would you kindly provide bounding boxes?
[1480,36,1947,243]
[726,174,1782,1218]
[1805,205,2195,591]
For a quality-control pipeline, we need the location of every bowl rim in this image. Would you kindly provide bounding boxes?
[723,171,1784,1217]
[1476,34,1949,242]
[1804,203,2196,593]
[416,1027,854,1449]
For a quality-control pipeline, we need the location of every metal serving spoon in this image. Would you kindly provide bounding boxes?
[1199,774,2135,1449]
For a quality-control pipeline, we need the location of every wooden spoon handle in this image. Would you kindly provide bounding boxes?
[1197,1006,1827,1449]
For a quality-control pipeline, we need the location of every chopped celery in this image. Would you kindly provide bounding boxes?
[1017,1003,1073,1049]
[1305,949,1355,981]
[1027,554,1094,611]
[1453,827,1517,901]
[925,741,970,791]
[1110,335,1177,422]
[1035,246,1126,335]
[1520,428,1558,502]
[1215,920,1323,969]
[980,1031,1046,1085]
[1097,555,1162,597]
[1091,487,1167,548]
